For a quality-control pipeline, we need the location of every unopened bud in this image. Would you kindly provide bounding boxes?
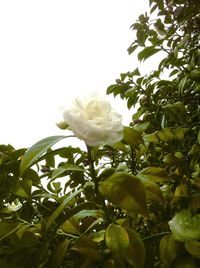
[56,121,68,130]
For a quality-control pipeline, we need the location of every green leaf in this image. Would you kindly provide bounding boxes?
[137,167,169,183]
[51,164,84,180]
[157,128,175,143]
[125,229,145,268]
[20,136,67,176]
[174,127,186,140]
[83,218,104,235]
[190,69,200,82]
[144,133,159,144]
[99,172,148,216]
[185,240,200,259]
[46,188,82,230]
[92,230,105,243]
[178,76,188,95]
[173,256,198,268]
[127,44,138,55]
[98,168,116,179]
[163,154,178,165]
[0,220,22,242]
[198,130,200,144]
[138,47,161,62]
[16,224,33,239]
[134,122,150,133]
[132,108,145,120]
[45,148,55,168]
[50,239,69,268]
[129,68,140,77]
[61,218,80,235]
[123,127,143,149]
[143,180,164,202]
[72,209,104,222]
[60,201,99,228]
[159,235,181,268]
[72,235,102,262]
[169,69,179,77]
[14,179,32,199]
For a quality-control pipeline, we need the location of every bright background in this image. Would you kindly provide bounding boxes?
[0,0,149,148]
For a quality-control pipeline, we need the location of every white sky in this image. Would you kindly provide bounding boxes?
[0,0,149,148]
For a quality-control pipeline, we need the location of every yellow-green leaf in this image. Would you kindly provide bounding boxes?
[123,127,143,149]
[61,218,80,235]
[99,172,148,216]
[105,223,129,263]
[143,181,164,202]
[157,128,174,143]
[137,167,169,183]
[143,133,159,144]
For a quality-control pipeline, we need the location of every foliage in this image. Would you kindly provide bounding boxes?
[1,0,200,267]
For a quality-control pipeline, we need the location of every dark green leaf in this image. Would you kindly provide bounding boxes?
[138,47,161,62]
[51,164,84,180]
[47,188,82,230]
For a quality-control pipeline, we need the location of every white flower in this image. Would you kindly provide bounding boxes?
[60,93,123,146]
[168,209,200,242]
[7,200,22,212]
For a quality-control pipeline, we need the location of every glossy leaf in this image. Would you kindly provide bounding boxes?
[20,136,67,175]
[99,172,148,216]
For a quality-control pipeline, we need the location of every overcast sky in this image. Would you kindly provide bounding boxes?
[0,0,149,148]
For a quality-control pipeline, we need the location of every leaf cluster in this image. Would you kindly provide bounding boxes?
[1,0,200,267]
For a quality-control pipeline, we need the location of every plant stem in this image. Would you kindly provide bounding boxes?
[143,232,171,241]
[130,146,136,174]
[86,145,111,223]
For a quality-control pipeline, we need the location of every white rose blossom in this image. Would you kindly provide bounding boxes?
[7,200,22,212]
[168,209,200,242]
[59,93,124,146]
